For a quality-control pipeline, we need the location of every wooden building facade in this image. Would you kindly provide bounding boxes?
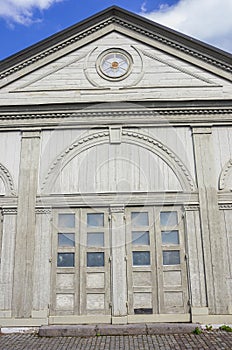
[0,7,232,326]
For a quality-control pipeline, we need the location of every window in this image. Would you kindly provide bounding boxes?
[132,231,150,245]
[87,232,104,247]
[160,211,178,227]
[87,213,104,227]
[57,253,75,267]
[161,230,179,245]
[58,233,75,247]
[163,250,180,265]
[87,252,105,267]
[58,214,75,228]
[133,251,150,266]
[131,212,149,226]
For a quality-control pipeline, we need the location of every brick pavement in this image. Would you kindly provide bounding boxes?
[0,331,232,350]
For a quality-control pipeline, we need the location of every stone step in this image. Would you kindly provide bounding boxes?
[39,323,198,337]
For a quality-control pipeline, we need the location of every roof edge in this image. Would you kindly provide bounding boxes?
[0,6,231,74]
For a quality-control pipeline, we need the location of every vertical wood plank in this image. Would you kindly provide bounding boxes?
[33,210,52,313]
[0,210,17,311]
[110,205,127,317]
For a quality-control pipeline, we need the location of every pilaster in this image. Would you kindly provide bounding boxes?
[192,126,229,314]
[12,130,41,317]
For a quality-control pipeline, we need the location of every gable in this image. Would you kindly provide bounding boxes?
[0,6,231,106]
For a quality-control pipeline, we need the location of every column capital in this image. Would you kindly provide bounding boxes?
[110,204,125,214]
[21,130,41,138]
[184,205,199,211]
[2,207,17,215]
[191,126,212,135]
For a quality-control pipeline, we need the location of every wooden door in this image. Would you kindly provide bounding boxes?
[126,206,189,320]
[51,208,111,320]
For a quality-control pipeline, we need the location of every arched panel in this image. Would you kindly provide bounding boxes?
[51,143,182,194]
[41,130,195,193]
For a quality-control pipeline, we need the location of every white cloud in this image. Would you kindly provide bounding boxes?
[141,0,232,53]
[0,0,63,25]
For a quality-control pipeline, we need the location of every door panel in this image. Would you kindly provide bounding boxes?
[51,210,79,316]
[80,209,111,315]
[51,208,111,317]
[126,208,158,315]
[126,206,189,317]
[156,207,189,314]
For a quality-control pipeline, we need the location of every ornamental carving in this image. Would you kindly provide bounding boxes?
[219,204,232,210]
[0,108,231,121]
[219,159,232,190]
[0,163,16,196]
[2,208,17,215]
[35,208,52,214]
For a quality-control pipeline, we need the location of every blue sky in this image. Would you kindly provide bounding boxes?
[0,0,232,60]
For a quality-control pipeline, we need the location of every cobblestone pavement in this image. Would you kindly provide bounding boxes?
[0,331,232,350]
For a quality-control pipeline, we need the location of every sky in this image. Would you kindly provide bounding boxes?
[0,0,232,61]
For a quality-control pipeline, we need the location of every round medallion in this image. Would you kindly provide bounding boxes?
[97,50,132,80]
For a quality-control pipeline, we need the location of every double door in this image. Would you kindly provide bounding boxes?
[50,206,189,323]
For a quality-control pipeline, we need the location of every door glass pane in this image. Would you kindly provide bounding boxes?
[132,231,150,245]
[57,253,75,267]
[160,211,178,226]
[161,230,179,245]
[131,212,149,227]
[163,250,180,265]
[87,252,104,267]
[132,251,150,266]
[87,213,104,227]
[58,233,75,247]
[58,214,75,228]
[87,232,104,247]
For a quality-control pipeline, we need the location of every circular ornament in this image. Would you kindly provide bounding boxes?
[97,49,132,80]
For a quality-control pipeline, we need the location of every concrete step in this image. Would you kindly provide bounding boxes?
[39,323,198,337]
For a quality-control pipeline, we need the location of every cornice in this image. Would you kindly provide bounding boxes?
[0,16,231,80]
[0,108,231,121]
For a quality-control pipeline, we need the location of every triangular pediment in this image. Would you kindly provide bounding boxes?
[0,6,231,105]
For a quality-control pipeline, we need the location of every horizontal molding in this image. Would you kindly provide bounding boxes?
[2,208,17,215]
[35,208,52,214]
[0,108,231,130]
[36,192,199,207]
[219,204,232,210]
[0,108,231,120]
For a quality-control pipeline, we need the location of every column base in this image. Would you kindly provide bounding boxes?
[111,316,128,324]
